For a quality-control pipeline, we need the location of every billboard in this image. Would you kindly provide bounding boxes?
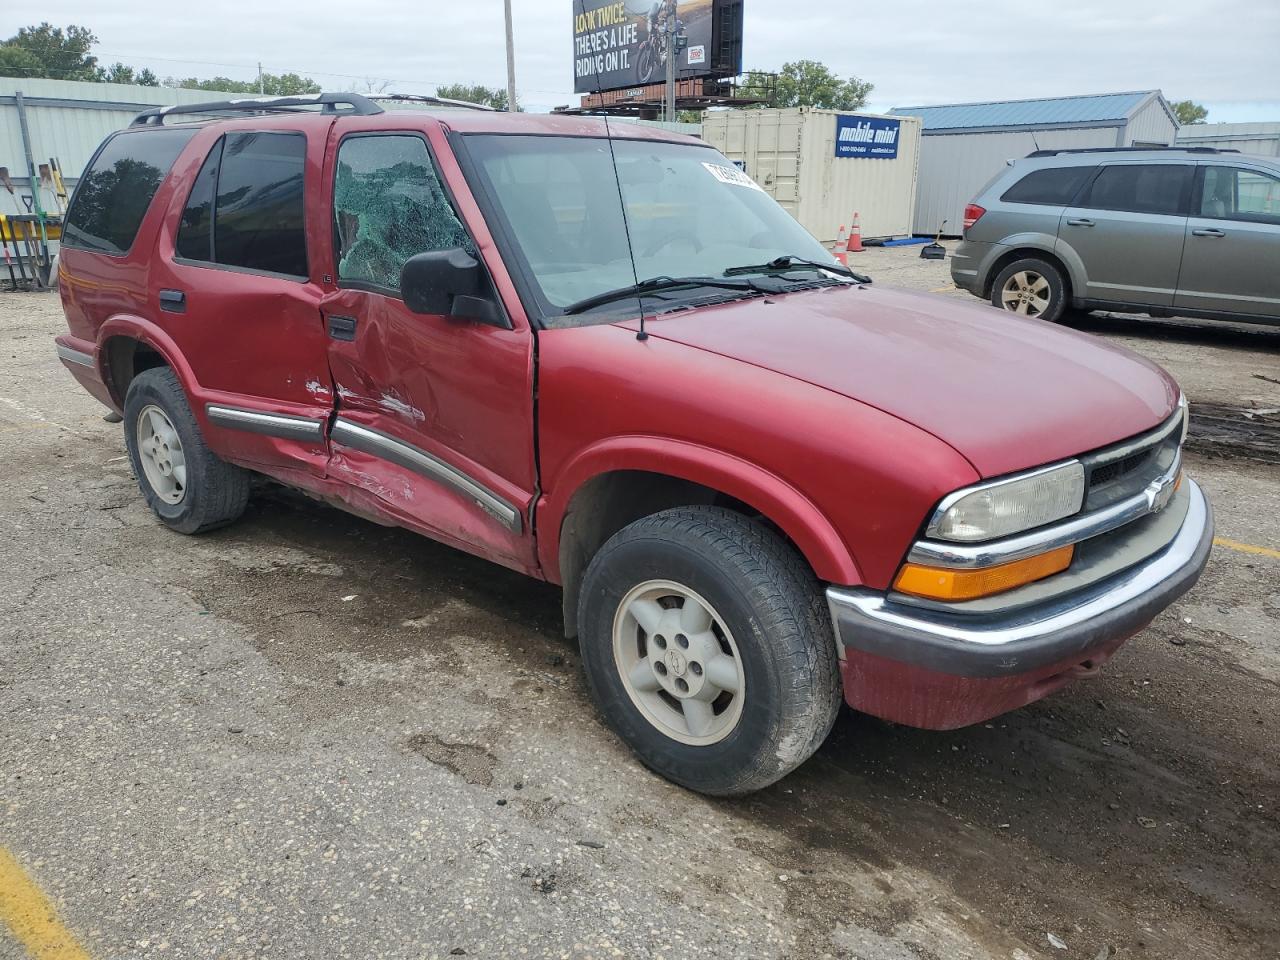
[572,0,742,95]
[834,115,902,160]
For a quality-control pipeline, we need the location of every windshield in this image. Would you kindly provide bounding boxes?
[463,134,837,325]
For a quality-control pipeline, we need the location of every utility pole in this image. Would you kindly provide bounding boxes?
[664,13,676,123]
[503,0,517,111]
[663,8,688,123]
[257,62,265,95]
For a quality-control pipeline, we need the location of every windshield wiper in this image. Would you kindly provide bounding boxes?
[561,275,756,315]
[724,255,871,284]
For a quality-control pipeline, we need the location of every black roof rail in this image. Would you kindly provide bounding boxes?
[371,93,496,112]
[131,92,384,127]
[1027,146,1240,158]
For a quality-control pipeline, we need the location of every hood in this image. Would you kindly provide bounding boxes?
[620,284,1179,478]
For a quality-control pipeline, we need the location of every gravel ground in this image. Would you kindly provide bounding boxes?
[2,278,1277,960]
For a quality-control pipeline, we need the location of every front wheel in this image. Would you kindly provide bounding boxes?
[577,506,841,796]
[990,257,1067,322]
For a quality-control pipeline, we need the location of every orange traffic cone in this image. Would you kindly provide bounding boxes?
[847,212,864,253]
[832,224,848,265]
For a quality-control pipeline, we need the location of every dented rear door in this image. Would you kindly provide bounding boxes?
[318,120,538,573]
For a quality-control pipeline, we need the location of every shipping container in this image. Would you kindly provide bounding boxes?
[701,107,921,243]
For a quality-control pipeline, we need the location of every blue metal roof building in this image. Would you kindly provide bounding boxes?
[888,90,1179,234]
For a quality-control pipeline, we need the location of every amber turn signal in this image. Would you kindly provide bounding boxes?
[893,545,1075,602]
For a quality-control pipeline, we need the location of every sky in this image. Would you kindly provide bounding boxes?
[4,0,1278,122]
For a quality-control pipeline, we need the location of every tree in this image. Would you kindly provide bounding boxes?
[98,62,136,84]
[0,43,44,77]
[2,23,99,80]
[136,68,159,87]
[1171,99,1208,125]
[434,83,514,111]
[740,60,873,111]
[164,73,321,96]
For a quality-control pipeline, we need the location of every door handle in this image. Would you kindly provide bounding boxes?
[1065,218,1095,227]
[158,289,186,313]
[1191,228,1226,238]
[327,315,357,341]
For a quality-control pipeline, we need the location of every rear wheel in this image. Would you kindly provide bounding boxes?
[577,506,841,796]
[124,367,250,534]
[991,257,1067,322]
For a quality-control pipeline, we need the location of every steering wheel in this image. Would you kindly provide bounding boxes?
[643,231,704,257]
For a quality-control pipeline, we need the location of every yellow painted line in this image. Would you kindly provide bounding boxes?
[929,284,956,293]
[0,847,90,960]
[1214,536,1280,560]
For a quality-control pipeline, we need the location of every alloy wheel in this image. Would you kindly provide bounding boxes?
[612,579,746,746]
[136,404,187,504]
[1000,270,1052,317]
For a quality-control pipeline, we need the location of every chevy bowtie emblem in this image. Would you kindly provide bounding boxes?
[1148,471,1178,512]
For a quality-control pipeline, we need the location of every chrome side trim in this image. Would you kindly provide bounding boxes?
[331,418,522,533]
[829,479,1211,654]
[56,343,95,368]
[909,451,1182,569]
[205,404,325,442]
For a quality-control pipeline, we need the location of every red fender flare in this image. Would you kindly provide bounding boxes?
[537,435,862,586]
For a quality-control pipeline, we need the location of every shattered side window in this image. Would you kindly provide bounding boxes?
[333,135,475,293]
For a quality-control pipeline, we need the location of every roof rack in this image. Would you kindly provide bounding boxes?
[1027,146,1240,158]
[371,94,496,112]
[131,92,384,127]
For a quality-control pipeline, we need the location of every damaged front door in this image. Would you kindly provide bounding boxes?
[319,128,538,573]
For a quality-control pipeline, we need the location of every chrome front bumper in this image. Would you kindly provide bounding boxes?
[826,479,1213,678]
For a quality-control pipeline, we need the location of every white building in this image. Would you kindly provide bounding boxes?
[1176,121,1280,157]
[891,90,1179,237]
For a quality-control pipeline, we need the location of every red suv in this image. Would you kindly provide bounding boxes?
[55,94,1213,795]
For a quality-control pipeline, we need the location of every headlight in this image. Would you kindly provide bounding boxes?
[927,461,1085,542]
[1178,394,1189,445]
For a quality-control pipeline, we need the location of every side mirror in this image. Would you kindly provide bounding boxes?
[400,248,503,325]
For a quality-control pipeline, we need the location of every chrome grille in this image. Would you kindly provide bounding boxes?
[1082,406,1183,511]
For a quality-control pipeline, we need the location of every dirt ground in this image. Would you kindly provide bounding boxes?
[2,262,1278,959]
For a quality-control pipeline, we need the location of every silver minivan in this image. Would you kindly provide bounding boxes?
[951,147,1280,325]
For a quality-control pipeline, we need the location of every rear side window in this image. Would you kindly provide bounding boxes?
[1079,164,1191,216]
[1000,166,1094,205]
[63,128,196,255]
[1199,165,1280,225]
[175,131,308,279]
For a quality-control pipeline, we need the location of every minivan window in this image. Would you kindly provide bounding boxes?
[214,132,308,278]
[333,135,473,293]
[1199,165,1280,225]
[63,128,196,255]
[1080,164,1191,216]
[1000,166,1094,205]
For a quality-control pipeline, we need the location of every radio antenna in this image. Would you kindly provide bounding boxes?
[576,0,649,340]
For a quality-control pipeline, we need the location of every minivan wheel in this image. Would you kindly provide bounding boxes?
[576,506,841,796]
[124,367,250,534]
[991,258,1067,322]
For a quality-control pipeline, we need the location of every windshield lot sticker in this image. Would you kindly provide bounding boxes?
[702,162,764,192]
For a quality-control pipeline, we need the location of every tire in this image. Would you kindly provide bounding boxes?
[990,257,1068,322]
[636,41,656,84]
[123,366,250,534]
[577,506,841,796]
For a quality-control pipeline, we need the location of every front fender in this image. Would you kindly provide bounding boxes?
[536,435,863,586]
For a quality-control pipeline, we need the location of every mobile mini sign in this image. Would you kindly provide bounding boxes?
[834,115,901,159]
